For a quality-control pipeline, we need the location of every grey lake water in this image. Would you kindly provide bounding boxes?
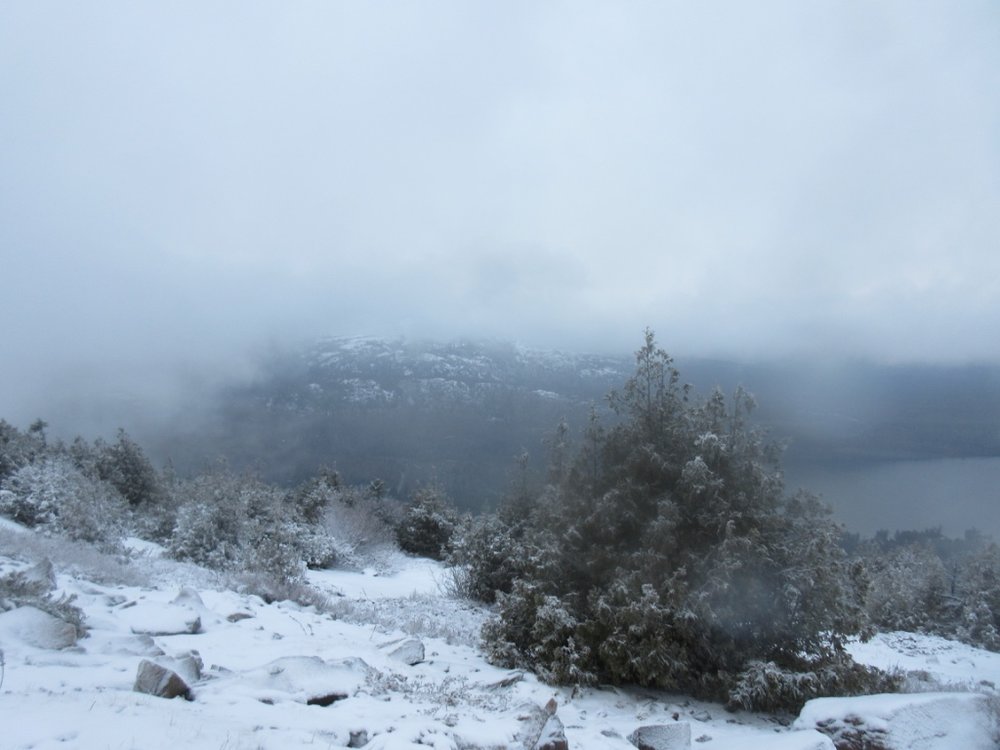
[787,457,1000,539]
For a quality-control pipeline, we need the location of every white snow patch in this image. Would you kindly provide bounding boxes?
[2,538,997,750]
[850,630,1000,692]
[0,515,28,533]
[123,536,166,557]
[795,691,997,750]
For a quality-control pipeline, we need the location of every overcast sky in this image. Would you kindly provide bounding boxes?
[2,1,999,420]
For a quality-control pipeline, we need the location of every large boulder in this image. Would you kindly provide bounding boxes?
[628,723,691,750]
[794,691,995,750]
[0,606,78,649]
[134,659,192,700]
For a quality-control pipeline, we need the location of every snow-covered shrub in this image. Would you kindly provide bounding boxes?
[239,518,307,584]
[283,474,402,570]
[322,486,400,560]
[0,457,127,549]
[288,470,342,525]
[168,469,308,582]
[482,578,596,686]
[231,569,330,608]
[0,460,62,527]
[294,522,344,569]
[729,660,818,713]
[92,429,165,508]
[858,531,1000,652]
[481,331,879,704]
[729,656,903,713]
[956,545,1000,651]
[170,490,239,570]
[0,419,47,481]
[448,513,532,603]
[395,484,458,560]
[0,526,145,586]
[866,543,952,633]
[484,580,547,668]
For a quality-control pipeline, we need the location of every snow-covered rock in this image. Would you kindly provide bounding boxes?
[513,701,554,749]
[795,691,996,750]
[155,650,203,684]
[134,658,192,700]
[0,605,78,649]
[120,601,202,635]
[171,586,205,609]
[534,714,568,750]
[387,637,425,666]
[628,723,691,750]
[199,655,373,706]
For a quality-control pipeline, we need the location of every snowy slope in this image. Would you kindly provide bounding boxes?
[0,530,996,749]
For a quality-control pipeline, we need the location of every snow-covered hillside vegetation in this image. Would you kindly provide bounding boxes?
[2,521,997,750]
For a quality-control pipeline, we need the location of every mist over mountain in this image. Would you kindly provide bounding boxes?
[120,336,1000,533]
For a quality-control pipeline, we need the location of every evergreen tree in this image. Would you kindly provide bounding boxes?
[95,429,163,508]
[482,331,876,710]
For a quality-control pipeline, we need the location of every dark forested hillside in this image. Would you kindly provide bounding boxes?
[147,338,631,509]
[136,337,1000,513]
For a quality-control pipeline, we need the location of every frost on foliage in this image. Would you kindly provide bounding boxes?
[0,457,126,549]
[861,533,1000,653]
[478,331,877,711]
[168,471,304,583]
[395,485,458,561]
[448,513,533,603]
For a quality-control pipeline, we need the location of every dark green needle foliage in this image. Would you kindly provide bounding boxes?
[480,330,886,711]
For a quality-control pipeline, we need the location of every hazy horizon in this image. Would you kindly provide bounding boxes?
[3,2,999,423]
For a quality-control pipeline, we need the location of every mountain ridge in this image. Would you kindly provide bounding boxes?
[137,336,1000,514]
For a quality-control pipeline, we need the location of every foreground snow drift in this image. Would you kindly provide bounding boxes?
[0,542,996,749]
[796,691,997,750]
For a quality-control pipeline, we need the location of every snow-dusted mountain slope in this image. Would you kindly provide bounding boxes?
[153,337,633,507]
[140,335,1000,526]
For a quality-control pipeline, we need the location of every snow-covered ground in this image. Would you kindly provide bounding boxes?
[1,528,997,749]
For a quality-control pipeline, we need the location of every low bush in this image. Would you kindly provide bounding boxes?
[395,485,459,560]
[0,457,127,551]
[448,514,533,603]
[729,656,903,713]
